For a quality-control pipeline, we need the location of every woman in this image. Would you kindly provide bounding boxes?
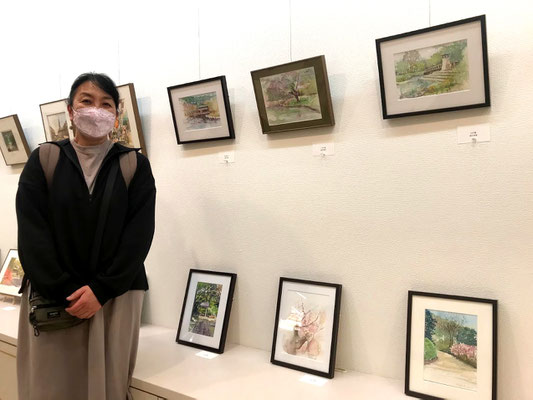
[16,73,156,400]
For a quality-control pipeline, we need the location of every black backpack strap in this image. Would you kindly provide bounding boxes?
[38,143,60,189]
[89,160,119,273]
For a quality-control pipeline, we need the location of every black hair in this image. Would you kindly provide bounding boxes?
[67,72,120,112]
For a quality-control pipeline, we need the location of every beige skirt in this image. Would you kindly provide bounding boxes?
[17,288,144,400]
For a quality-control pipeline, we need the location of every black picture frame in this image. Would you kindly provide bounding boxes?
[251,55,335,134]
[271,277,342,379]
[376,15,490,119]
[168,76,235,145]
[176,269,237,354]
[405,291,497,400]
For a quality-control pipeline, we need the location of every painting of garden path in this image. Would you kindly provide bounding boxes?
[394,39,469,99]
[423,309,478,391]
[188,282,222,337]
[260,66,322,126]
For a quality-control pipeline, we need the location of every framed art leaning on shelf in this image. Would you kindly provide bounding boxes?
[176,269,237,354]
[0,115,30,166]
[271,277,342,379]
[405,290,497,400]
[376,15,490,119]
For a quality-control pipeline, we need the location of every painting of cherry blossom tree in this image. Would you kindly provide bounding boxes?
[271,278,341,378]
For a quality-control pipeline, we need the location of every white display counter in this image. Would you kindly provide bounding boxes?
[0,300,409,399]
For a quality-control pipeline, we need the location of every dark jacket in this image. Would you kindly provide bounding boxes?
[16,139,156,305]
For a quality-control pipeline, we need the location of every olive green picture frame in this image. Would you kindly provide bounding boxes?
[251,55,335,134]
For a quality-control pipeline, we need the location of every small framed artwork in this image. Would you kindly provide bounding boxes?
[251,55,335,134]
[271,277,342,379]
[0,115,30,166]
[0,249,23,297]
[168,76,235,145]
[40,98,73,142]
[406,291,497,400]
[376,15,490,119]
[176,269,237,353]
[109,83,147,155]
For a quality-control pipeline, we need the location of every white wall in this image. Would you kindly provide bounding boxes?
[1,0,532,397]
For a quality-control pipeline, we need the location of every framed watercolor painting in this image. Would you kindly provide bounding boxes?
[271,277,342,379]
[376,15,490,119]
[0,115,30,166]
[110,83,147,155]
[176,269,237,354]
[405,291,497,400]
[0,249,23,297]
[168,76,235,145]
[40,98,73,142]
[251,55,335,134]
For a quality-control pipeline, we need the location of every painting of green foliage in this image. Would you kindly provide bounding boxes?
[1,130,18,152]
[259,67,322,126]
[189,282,223,337]
[394,39,469,99]
[423,309,478,391]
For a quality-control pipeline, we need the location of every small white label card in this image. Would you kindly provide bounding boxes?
[312,143,335,156]
[457,123,490,144]
[299,374,328,387]
[195,350,219,360]
[219,151,235,163]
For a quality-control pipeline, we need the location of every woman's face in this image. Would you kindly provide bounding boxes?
[68,81,117,118]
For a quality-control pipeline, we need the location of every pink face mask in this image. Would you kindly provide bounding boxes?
[73,107,116,139]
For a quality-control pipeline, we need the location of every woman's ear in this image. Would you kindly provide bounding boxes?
[67,104,74,122]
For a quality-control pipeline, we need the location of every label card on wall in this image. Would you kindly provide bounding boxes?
[313,143,335,156]
[457,123,490,144]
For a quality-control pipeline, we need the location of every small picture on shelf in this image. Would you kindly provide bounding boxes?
[176,269,236,353]
[406,291,497,400]
[271,277,341,379]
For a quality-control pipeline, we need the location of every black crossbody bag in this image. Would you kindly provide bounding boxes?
[29,160,119,336]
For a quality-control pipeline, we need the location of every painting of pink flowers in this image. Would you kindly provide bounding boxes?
[423,309,477,391]
[281,300,327,359]
[271,278,342,378]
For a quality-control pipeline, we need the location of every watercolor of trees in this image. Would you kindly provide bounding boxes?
[259,66,323,126]
[423,309,478,391]
[188,282,223,338]
[394,39,469,100]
